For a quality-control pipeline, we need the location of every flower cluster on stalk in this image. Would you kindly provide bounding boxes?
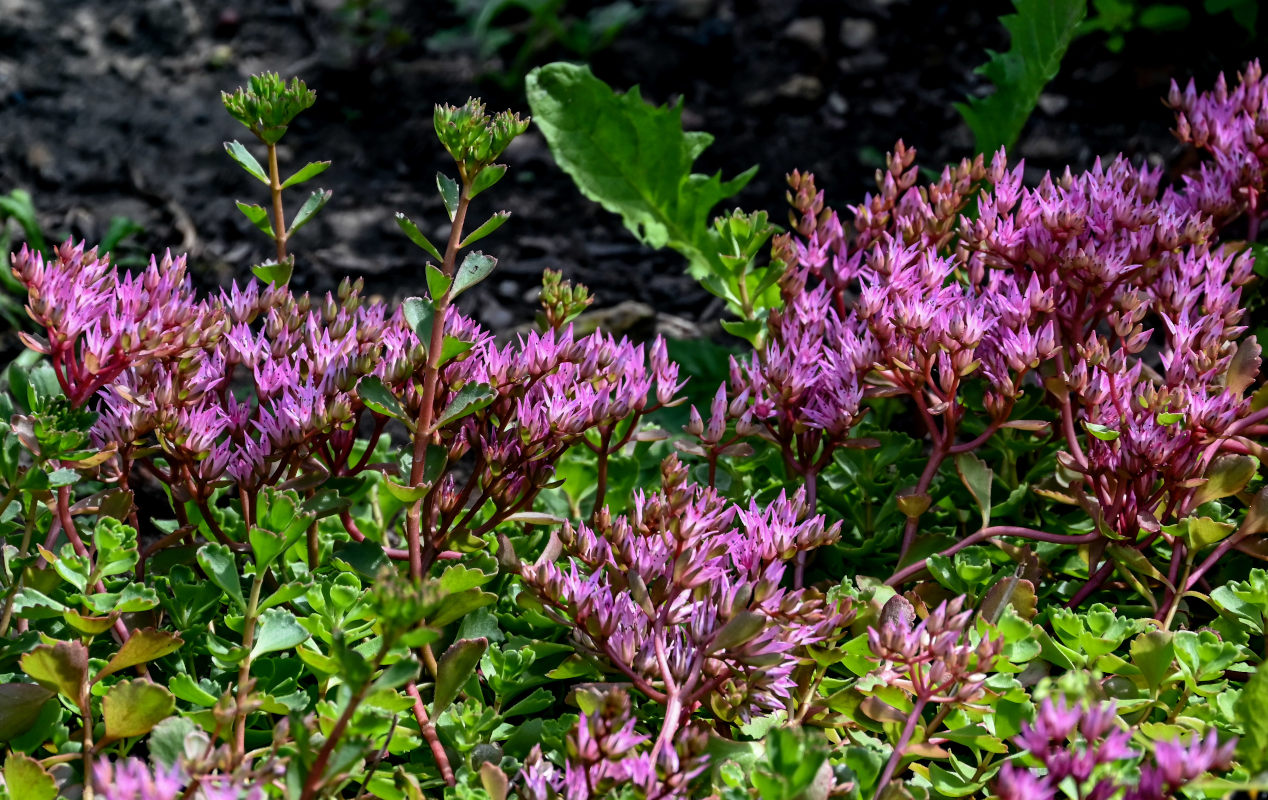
[995,696,1236,800]
[520,456,854,748]
[866,595,1002,707]
[715,61,1268,589]
[12,241,682,559]
[517,690,710,800]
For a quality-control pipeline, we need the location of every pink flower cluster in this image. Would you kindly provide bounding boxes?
[517,690,709,800]
[93,757,264,800]
[867,595,1001,706]
[12,241,682,554]
[723,61,1267,565]
[996,696,1236,800]
[520,456,854,739]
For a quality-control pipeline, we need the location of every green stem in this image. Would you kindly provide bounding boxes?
[267,143,288,263]
[233,570,266,758]
[299,638,393,800]
[0,494,37,638]
[406,181,472,581]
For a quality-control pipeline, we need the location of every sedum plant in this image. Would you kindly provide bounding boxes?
[1,53,1268,800]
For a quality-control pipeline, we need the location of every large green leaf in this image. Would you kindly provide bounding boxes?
[955,0,1087,154]
[94,629,184,683]
[433,638,488,716]
[251,608,310,658]
[102,680,176,741]
[0,684,54,741]
[4,752,56,800]
[1237,662,1268,773]
[20,641,87,702]
[526,62,755,279]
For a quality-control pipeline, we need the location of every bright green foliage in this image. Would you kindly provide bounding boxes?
[221,73,316,144]
[526,62,756,284]
[955,0,1088,154]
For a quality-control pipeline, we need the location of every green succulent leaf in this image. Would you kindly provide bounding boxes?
[452,251,496,298]
[251,608,311,659]
[356,375,408,423]
[251,259,294,286]
[4,751,57,800]
[196,543,246,612]
[0,684,55,742]
[433,637,488,715]
[437,172,461,221]
[436,382,495,428]
[395,212,445,262]
[289,188,331,234]
[1237,662,1268,773]
[224,140,269,184]
[102,680,176,741]
[460,211,510,249]
[94,629,183,683]
[426,263,453,301]
[281,160,331,189]
[403,296,436,343]
[235,201,275,237]
[20,641,87,701]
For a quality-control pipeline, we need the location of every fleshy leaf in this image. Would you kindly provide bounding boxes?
[196,543,245,611]
[357,375,408,422]
[396,212,444,262]
[235,201,274,237]
[426,263,453,301]
[289,188,331,234]
[102,680,175,741]
[469,163,507,199]
[437,172,460,221]
[4,751,57,800]
[433,637,488,715]
[1130,631,1175,692]
[95,629,184,683]
[956,451,993,527]
[1083,422,1120,441]
[251,260,294,286]
[251,608,310,658]
[709,611,767,653]
[1227,335,1261,395]
[403,296,436,343]
[20,641,87,701]
[224,140,268,184]
[1236,662,1268,773]
[452,251,496,298]
[460,211,510,248]
[1193,454,1257,507]
[0,684,55,742]
[436,382,495,428]
[281,160,331,189]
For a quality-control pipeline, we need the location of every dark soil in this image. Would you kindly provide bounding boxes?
[0,0,1260,340]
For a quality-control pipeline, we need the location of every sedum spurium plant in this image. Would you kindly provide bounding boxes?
[1,56,1268,800]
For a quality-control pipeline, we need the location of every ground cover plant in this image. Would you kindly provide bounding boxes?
[1,41,1268,800]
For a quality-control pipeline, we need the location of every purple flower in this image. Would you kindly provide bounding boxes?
[866,596,1002,705]
[999,697,1236,800]
[521,456,854,734]
[516,690,707,800]
[91,758,264,800]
